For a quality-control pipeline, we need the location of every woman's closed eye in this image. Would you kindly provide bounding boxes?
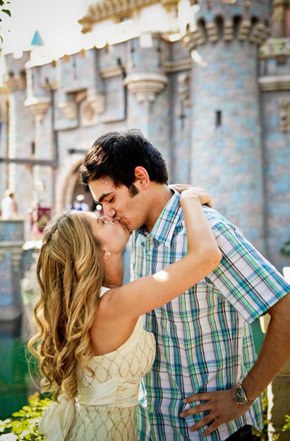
[97,216,114,225]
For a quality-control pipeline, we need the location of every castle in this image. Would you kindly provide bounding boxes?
[0,0,289,270]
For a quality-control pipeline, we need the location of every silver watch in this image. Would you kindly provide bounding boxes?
[233,384,253,405]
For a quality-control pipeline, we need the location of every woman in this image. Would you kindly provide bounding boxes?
[29,189,221,441]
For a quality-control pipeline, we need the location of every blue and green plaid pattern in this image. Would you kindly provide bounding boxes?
[132,191,290,441]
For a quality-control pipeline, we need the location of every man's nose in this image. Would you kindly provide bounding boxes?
[102,204,116,219]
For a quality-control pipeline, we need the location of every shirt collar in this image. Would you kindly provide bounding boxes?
[137,190,182,247]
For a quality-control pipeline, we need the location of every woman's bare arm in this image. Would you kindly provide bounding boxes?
[101,190,221,319]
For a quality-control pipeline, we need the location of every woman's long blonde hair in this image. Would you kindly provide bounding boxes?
[28,211,104,400]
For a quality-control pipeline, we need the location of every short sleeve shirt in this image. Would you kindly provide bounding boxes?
[133,191,290,441]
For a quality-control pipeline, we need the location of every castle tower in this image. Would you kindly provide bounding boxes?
[1,51,35,216]
[184,0,271,252]
[124,34,171,164]
[259,0,290,271]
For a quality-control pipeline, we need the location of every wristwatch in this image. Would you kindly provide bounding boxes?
[233,384,254,405]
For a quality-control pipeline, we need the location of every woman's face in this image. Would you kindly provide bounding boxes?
[83,211,130,255]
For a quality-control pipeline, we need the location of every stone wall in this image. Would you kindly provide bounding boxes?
[0,1,289,271]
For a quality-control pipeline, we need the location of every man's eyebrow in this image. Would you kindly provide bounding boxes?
[98,192,114,203]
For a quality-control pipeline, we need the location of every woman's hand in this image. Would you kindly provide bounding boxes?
[174,184,213,207]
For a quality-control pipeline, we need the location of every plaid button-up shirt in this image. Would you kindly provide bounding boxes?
[132,191,290,441]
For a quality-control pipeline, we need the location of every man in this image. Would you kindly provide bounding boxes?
[80,130,290,441]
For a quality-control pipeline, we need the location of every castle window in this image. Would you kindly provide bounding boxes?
[31,141,35,156]
[215,110,222,128]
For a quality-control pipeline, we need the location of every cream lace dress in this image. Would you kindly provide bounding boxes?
[39,287,156,441]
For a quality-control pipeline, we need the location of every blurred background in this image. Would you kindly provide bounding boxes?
[0,0,289,438]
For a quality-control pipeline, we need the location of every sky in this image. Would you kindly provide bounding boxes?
[0,0,92,57]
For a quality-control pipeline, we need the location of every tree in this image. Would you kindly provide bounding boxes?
[0,0,11,46]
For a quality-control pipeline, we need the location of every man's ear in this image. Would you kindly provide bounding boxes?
[134,166,150,190]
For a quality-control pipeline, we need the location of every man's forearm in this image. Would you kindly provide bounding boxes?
[242,293,290,401]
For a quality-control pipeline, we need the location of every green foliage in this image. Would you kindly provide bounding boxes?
[282,415,290,432]
[252,392,269,440]
[0,393,53,440]
[252,393,290,440]
[0,0,11,45]
[281,240,290,256]
[1,391,289,440]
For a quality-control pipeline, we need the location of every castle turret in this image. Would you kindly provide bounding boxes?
[184,0,271,252]
[259,0,290,271]
[124,34,171,164]
[1,51,35,219]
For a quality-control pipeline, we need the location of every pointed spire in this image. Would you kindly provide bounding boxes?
[31,30,45,47]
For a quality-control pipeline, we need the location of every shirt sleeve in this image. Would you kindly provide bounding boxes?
[206,218,290,323]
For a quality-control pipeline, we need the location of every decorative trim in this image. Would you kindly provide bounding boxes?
[205,22,219,43]
[279,98,290,132]
[238,20,251,41]
[87,93,106,115]
[81,93,106,124]
[101,60,192,78]
[249,23,270,46]
[177,73,191,107]
[124,73,168,102]
[259,38,290,59]
[100,65,125,79]
[259,75,290,92]
[224,20,234,41]
[79,0,179,31]
[184,18,270,51]
[58,101,78,120]
[24,96,51,120]
[183,28,206,52]
[163,58,192,73]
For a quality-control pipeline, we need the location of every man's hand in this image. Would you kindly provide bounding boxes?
[170,184,213,208]
[179,389,251,436]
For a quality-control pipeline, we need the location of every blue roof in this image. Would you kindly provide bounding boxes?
[31,30,45,47]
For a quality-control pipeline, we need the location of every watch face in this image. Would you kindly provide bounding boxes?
[235,386,246,404]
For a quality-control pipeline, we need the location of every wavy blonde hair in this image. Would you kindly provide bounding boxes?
[28,211,105,400]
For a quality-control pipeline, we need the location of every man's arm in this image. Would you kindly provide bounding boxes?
[243,292,290,398]
[180,292,290,436]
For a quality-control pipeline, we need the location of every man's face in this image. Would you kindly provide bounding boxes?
[89,177,148,232]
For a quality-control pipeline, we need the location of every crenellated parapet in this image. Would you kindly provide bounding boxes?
[183,0,272,51]
[2,51,31,93]
[3,71,26,92]
[183,16,270,52]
